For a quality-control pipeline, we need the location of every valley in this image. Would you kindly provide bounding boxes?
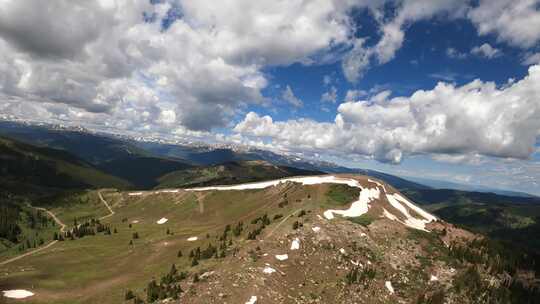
[0,126,539,304]
[1,175,539,303]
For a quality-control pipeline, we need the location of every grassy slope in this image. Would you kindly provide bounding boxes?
[0,137,132,194]
[1,183,538,303]
[156,160,323,189]
[0,201,58,260]
[97,157,192,189]
[0,182,332,303]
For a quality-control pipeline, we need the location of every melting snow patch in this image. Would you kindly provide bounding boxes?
[323,211,334,220]
[312,226,321,233]
[275,254,288,261]
[339,248,346,254]
[324,186,380,219]
[2,290,34,299]
[128,192,142,196]
[131,220,139,224]
[291,238,300,250]
[430,275,438,282]
[263,267,276,274]
[156,218,168,224]
[383,208,399,221]
[158,189,179,193]
[245,296,257,304]
[187,236,198,242]
[385,193,436,231]
[385,281,395,294]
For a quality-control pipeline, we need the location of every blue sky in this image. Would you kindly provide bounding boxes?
[0,0,539,194]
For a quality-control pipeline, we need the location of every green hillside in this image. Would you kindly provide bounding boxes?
[0,137,131,195]
[156,160,323,189]
[403,188,540,251]
[1,180,538,303]
[98,156,193,188]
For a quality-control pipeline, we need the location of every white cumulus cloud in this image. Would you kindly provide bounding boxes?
[471,43,502,59]
[235,65,540,163]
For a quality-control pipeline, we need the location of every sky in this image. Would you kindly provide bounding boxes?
[0,0,539,194]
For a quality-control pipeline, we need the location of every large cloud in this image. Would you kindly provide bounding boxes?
[342,0,469,82]
[468,0,540,48]
[0,0,360,132]
[235,65,540,163]
[1,0,539,139]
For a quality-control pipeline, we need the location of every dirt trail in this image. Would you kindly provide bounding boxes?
[0,190,114,266]
[97,191,115,220]
[0,205,66,266]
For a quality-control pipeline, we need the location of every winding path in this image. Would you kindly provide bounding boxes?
[0,191,115,266]
[0,205,66,266]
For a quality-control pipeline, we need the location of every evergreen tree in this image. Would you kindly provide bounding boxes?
[125,289,135,300]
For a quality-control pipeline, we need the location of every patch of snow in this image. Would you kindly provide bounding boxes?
[339,248,346,254]
[312,226,321,233]
[186,175,357,191]
[368,178,387,192]
[430,275,438,282]
[187,236,198,242]
[360,232,367,237]
[386,193,435,231]
[275,254,288,261]
[290,238,300,250]
[131,220,139,224]
[156,217,168,224]
[158,189,179,193]
[394,193,437,222]
[245,296,257,304]
[382,208,399,221]
[324,185,380,220]
[2,290,34,299]
[128,192,142,196]
[323,211,335,220]
[263,266,276,274]
[385,281,395,294]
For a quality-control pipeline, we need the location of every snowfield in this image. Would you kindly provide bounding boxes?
[385,193,436,231]
[156,218,168,224]
[2,290,34,299]
[128,192,142,196]
[187,236,198,241]
[245,296,257,304]
[324,186,380,220]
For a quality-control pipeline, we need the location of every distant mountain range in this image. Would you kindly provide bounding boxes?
[0,119,537,199]
[405,176,537,198]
